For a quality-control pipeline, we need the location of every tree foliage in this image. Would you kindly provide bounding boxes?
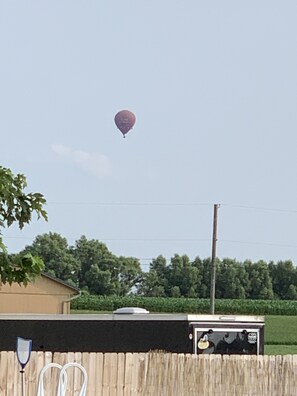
[22,232,80,286]
[0,167,47,284]
[15,229,297,299]
[137,256,297,300]
[22,234,143,294]
[0,167,47,236]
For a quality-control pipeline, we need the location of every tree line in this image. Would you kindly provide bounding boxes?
[9,232,297,300]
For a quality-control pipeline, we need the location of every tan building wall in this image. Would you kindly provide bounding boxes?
[0,274,79,314]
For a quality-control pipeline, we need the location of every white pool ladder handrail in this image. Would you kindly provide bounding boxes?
[58,362,88,396]
[37,363,64,396]
[37,361,87,396]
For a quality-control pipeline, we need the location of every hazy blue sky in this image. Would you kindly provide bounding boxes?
[1,1,297,269]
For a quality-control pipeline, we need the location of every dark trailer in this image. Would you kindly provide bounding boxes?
[0,311,264,355]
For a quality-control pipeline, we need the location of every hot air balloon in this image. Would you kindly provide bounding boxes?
[114,110,136,138]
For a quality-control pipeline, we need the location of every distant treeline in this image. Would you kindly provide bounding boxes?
[137,255,297,300]
[14,232,297,300]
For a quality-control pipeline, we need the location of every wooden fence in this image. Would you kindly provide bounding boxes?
[1,351,297,395]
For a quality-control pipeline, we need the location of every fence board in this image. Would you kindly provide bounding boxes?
[73,352,83,396]
[136,353,146,395]
[102,352,113,396]
[2,351,297,395]
[80,352,92,396]
[109,353,119,396]
[123,352,134,395]
[83,352,97,396]
[51,352,66,396]
[116,352,126,396]
[0,351,8,396]
[6,351,15,396]
[95,352,104,394]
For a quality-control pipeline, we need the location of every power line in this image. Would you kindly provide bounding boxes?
[221,239,297,249]
[45,200,297,214]
[221,203,297,214]
[4,235,297,249]
[47,201,212,207]
[2,235,211,243]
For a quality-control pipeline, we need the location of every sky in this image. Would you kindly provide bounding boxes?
[1,1,297,270]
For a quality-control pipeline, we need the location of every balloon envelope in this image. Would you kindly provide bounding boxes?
[114,110,136,136]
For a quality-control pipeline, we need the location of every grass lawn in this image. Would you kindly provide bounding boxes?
[264,315,297,355]
[71,310,297,355]
[265,344,297,355]
[264,315,297,344]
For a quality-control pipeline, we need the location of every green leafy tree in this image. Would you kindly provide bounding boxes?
[83,264,114,295]
[286,284,297,300]
[0,166,47,284]
[137,255,169,297]
[168,254,200,297]
[72,236,117,293]
[235,263,251,299]
[137,271,166,297]
[268,260,297,300]
[72,236,142,295]
[216,258,250,299]
[190,257,208,298]
[0,252,44,286]
[117,256,142,296]
[198,257,212,298]
[171,285,181,297]
[22,232,80,286]
[244,260,274,299]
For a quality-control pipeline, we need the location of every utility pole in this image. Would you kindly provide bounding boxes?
[210,203,220,315]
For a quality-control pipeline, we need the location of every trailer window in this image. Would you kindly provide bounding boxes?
[194,328,259,355]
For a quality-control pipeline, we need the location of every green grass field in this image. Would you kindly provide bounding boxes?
[264,315,297,355]
[72,311,297,355]
[265,315,297,344]
[265,344,297,355]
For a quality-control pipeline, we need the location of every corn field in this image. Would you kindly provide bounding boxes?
[72,295,297,315]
